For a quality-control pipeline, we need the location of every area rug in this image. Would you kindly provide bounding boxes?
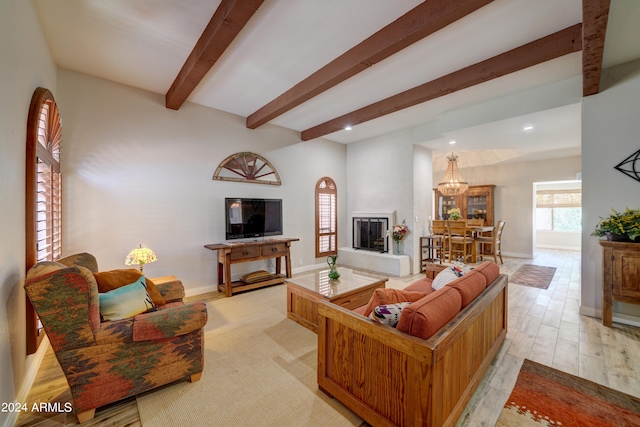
[496,359,640,426]
[509,264,556,289]
[136,285,363,427]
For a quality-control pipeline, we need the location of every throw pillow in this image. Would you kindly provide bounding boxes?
[432,263,471,290]
[94,268,165,306]
[99,275,156,321]
[431,267,459,290]
[369,302,411,327]
[241,270,274,284]
[362,288,426,317]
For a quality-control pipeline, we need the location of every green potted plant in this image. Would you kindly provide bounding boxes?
[591,208,640,242]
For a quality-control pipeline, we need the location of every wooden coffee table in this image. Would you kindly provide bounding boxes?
[286,267,388,333]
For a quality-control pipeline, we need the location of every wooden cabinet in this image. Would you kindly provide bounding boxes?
[600,240,640,326]
[434,184,496,225]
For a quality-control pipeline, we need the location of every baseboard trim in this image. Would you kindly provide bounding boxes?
[5,336,51,427]
[579,305,640,328]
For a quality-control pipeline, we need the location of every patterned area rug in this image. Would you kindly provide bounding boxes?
[496,359,640,426]
[509,264,556,289]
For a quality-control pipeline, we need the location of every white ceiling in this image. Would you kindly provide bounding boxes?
[34,0,640,168]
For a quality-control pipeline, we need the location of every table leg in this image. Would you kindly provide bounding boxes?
[275,256,282,275]
[224,253,232,297]
[471,239,477,263]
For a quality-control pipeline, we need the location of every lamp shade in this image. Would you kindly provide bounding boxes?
[437,153,469,195]
[125,244,157,272]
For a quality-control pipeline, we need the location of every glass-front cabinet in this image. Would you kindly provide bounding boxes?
[438,195,458,220]
[434,185,495,225]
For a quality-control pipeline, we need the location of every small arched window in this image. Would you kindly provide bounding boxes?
[25,87,62,354]
[315,177,337,257]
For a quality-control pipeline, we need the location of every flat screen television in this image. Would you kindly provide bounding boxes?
[225,198,283,240]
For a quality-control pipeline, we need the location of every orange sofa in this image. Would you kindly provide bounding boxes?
[317,261,507,427]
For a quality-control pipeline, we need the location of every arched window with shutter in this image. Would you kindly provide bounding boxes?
[315,177,337,257]
[25,87,62,354]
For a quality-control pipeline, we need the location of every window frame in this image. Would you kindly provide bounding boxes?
[315,177,337,258]
[26,87,62,354]
[535,189,581,232]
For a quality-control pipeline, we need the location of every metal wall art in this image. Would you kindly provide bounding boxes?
[614,148,640,183]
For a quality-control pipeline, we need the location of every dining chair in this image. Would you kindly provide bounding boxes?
[476,219,506,264]
[447,220,474,263]
[466,218,484,226]
[431,220,448,262]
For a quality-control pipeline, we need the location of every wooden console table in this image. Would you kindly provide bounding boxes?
[205,238,299,297]
[599,240,640,326]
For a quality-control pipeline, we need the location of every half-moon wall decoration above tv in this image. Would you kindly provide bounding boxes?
[614,148,640,183]
[213,152,282,185]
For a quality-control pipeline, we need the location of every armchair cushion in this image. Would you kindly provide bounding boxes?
[99,276,156,321]
[94,268,166,306]
[132,302,208,341]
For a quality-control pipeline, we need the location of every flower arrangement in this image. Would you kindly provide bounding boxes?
[390,220,410,241]
[591,208,640,241]
[448,208,462,220]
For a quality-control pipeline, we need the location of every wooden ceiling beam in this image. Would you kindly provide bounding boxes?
[301,24,583,141]
[582,0,611,96]
[165,0,264,110]
[246,0,494,129]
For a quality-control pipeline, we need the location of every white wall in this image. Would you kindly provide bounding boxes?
[0,1,57,425]
[433,156,582,258]
[57,70,347,295]
[346,130,423,273]
[413,145,434,268]
[582,58,640,319]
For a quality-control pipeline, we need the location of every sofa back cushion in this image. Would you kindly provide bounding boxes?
[445,270,487,308]
[473,261,500,286]
[361,288,428,317]
[404,277,435,293]
[396,287,462,340]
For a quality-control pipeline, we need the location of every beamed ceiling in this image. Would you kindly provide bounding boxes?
[35,0,640,169]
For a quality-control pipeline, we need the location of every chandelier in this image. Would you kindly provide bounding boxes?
[437,153,468,195]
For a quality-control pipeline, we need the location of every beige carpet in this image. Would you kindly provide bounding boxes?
[136,284,364,427]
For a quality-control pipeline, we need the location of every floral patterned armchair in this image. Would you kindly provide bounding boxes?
[24,253,207,423]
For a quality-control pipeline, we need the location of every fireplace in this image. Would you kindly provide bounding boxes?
[353,217,388,253]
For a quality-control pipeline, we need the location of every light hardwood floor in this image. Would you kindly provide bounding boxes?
[15,249,640,426]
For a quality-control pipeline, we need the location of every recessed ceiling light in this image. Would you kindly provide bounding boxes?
[344,126,352,131]
[449,140,456,145]
[523,125,534,132]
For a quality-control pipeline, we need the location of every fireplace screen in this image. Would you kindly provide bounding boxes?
[353,217,388,252]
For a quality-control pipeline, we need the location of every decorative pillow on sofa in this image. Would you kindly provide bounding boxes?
[369,302,411,327]
[431,263,471,290]
[241,270,274,284]
[99,275,156,321]
[94,268,165,306]
[362,288,427,317]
